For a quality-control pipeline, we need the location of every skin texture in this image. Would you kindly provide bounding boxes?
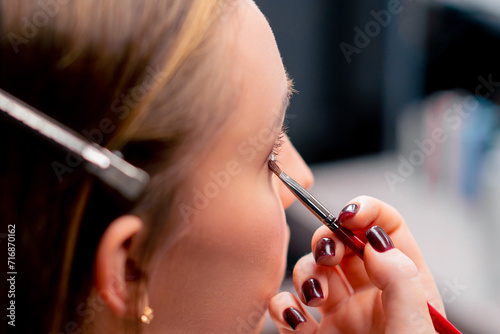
[269,196,442,334]
[146,1,313,333]
[92,1,444,333]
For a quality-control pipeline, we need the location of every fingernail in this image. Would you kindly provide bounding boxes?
[301,278,323,307]
[365,226,395,252]
[283,307,307,330]
[314,237,336,266]
[338,203,359,223]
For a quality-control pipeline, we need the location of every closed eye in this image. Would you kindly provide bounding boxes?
[270,124,288,160]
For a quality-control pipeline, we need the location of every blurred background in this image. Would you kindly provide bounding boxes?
[254,0,500,333]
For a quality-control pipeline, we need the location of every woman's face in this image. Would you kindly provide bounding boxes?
[149,1,313,332]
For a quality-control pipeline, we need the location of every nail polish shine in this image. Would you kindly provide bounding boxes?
[338,203,359,223]
[283,307,306,330]
[365,226,394,252]
[302,278,324,307]
[314,237,336,266]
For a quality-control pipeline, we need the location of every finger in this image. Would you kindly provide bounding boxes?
[311,225,345,267]
[338,196,420,263]
[310,226,356,312]
[309,212,369,292]
[364,226,434,333]
[292,253,352,311]
[337,196,444,313]
[269,292,318,333]
[292,254,328,308]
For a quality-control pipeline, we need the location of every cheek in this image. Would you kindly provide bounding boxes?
[153,181,289,291]
[250,199,288,271]
[213,190,288,273]
[225,182,289,276]
[147,172,289,331]
[148,197,289,332]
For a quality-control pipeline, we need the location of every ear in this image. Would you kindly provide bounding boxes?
[94,215,144,317]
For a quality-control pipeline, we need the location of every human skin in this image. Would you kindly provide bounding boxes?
[93,0,444,333]
[147,0,313,333]
[269,195,444,333]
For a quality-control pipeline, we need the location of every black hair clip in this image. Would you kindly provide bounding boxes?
[0,89,150,201]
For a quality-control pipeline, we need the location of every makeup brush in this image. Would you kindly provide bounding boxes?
[268,155,462,334]
[268,155,365,258]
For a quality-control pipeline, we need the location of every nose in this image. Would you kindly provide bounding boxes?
[276,135,314,209]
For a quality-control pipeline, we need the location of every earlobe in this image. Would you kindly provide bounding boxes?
[94,215,144,317]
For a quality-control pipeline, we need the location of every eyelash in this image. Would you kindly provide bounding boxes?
[271,125,288,158]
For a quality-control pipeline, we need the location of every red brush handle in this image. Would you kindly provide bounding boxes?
[428,303,461,333]
[333,225,366,258]
[331,226,461,333]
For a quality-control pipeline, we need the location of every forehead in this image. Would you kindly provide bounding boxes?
[186,0,288,178]
[227,0,288,129]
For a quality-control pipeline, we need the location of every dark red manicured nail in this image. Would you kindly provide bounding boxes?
[301,278,323,307]
[314,237,336,266]
[283,307,306,330]
[366,226,395,252]
[338,203,359,223]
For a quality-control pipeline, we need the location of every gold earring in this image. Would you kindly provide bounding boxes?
[140,306,154,324]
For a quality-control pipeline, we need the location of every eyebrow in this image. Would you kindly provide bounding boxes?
[280,71,295,121]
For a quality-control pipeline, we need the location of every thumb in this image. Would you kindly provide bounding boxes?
[364,226,434,334]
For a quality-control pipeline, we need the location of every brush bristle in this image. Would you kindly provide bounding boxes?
[268,159,282,175]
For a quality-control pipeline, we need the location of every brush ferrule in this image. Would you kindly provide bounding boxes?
[278,171,334,222]
[323,214,339,231]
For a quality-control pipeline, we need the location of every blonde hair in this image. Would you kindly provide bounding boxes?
[0,0,234,332]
